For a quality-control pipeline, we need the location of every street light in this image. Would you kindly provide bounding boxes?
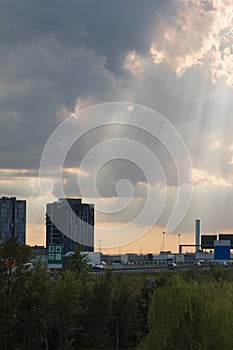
[99,239,102,254]
[178,234,181,253]
[162,231,165,252]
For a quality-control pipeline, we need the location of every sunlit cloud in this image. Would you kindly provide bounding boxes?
[64,167,90,176]
[146,0,233,85]
[0,168,38,178]
[0,177,40,197]
[192,167,233,186]
[124,50,144,77]
[1,0,233,251]
[209,139,221,150]
[56,96,95,121]
[149,45,167,65]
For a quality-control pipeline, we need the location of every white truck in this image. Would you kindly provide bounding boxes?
[82,252,101,267]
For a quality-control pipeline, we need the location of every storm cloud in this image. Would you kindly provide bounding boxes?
[1,0,233,248]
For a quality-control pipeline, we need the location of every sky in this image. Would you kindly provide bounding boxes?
[1,0,233,253]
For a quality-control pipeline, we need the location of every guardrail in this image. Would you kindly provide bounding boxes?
[91,264,218,275]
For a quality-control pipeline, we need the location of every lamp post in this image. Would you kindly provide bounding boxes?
[99,239,102,254]
[178,234,181,253]
[162,231,165,252]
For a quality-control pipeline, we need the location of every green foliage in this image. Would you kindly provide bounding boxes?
[0,239,150,349]
[14,261,53,350]
[85,269,115,347]
[50,270,83,350]
[141,273,233,350]
[0,238,34,350]
[66,245,92,278]
[112,274,138,348]
[5,238,233,350]
[135,279,154,345]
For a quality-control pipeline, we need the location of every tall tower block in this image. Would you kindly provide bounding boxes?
[46,198,94,254]
[0,196,26,244]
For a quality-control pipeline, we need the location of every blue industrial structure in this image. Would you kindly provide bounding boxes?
[214,240,230,261]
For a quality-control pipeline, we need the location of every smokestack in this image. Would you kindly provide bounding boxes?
[195,219,200,253]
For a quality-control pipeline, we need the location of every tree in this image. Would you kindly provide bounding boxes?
[14,261,53,350]
[141,274,233,350]
[0,238,33,350]
[84,269,115,348]
[66,245,92,278]
[49,270,83,350]
[110,274,141,349]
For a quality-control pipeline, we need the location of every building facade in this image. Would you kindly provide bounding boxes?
[0,196,26,244]
[46,198,94,254]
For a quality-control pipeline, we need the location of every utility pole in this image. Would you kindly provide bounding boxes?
[162,231,165,252]
[178,233,181,253]
[116,320,119,350]
[99,239,102,254]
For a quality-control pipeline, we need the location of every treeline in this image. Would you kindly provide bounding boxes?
[2,239,233,350]
[0,239,152,350]
[142,268,233,350]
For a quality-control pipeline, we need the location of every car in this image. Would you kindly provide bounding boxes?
[216,261,229,267]
[168,262,177,270]
[65,252,74,257]
[95,264,106,269]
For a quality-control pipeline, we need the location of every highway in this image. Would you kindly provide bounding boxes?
[91,263,216,275]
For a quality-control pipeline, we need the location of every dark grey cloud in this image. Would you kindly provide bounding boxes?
[0,0,176,169]
[0,0,174,73]
[0,42,116,168]
[0,0,217,172]
[1,0,233,240]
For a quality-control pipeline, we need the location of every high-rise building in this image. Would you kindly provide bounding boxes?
[46,198,94,254]
[0,196,26,244]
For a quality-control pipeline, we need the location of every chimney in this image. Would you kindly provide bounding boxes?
[195,219,200,253]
